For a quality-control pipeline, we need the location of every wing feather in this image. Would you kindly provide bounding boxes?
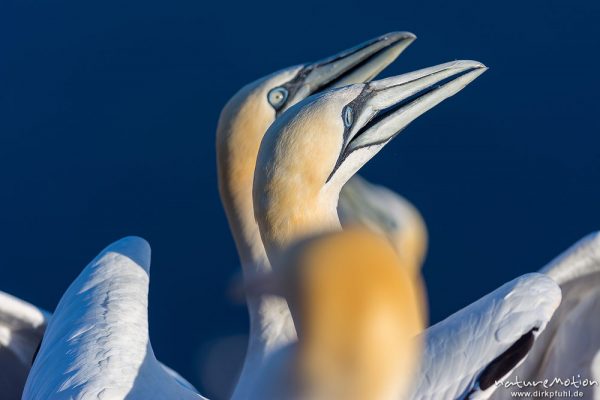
[0,291,48,400]
[411,273,560,400]
[493,232,600,399]
[22,236,205,399]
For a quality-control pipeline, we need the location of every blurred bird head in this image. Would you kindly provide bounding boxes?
[215,32,416,264]
[253,60,486,260]
[247,228,425,400]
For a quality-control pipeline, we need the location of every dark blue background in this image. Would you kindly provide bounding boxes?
[1,0,599,398]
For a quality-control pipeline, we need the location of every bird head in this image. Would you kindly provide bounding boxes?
[254,60,487,260]
[216,33,416,264]
[218,32,416,145]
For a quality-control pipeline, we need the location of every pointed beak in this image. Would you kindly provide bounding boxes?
[281,32,416,111]
[328,60,486,180]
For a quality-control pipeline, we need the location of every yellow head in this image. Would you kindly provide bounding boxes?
[216,32,416,269]
[254,61,487,262]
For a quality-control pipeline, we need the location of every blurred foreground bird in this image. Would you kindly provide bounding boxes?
[245,228,425,400]
[216,31,424,397]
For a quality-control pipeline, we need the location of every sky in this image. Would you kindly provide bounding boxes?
[1,0,600,398]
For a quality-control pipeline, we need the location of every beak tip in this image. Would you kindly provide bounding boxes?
[392,31,417,42]
[450,60,488,71]
[386,31,417,43]
[474,64,489,76]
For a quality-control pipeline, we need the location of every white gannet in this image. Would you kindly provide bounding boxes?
[0,291,48,400]
[22,236,206,400]
[249,61,575,398]
[491,232,600,399]
[216,32,417,397]
[253,60,486,262]
[246,228,425,400]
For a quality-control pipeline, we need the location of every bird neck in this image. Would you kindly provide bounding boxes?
[216,94,273,274]
[216,90,300,396]
[257,187,342,265]
[218,179,302,400]
[231,295,297,400]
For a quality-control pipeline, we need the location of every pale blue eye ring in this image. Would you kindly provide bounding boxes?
[343,106,354,127]
[268,87,289,109]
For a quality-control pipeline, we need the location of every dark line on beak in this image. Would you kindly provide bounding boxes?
[313,35,409,92]
[325,66,481,184]
[277,34,409,117]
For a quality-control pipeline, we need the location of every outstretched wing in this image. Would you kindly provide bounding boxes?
[493,232,600,399]
[22,236,205,400]
[338,175,428,269]
[0,291,48,400]
[411,273,561,400]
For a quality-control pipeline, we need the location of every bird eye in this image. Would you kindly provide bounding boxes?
[267,87,289,109]
[343,107,354,127]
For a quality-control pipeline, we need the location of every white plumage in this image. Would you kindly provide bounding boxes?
[0,291,48,399]
[215,32,418,399]
[413,273,561,399]
[22,236,205,400]
[492,232,600,399]
[0,27,596,400]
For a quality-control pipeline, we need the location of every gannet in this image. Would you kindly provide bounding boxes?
[216,32,417,397]
[253,60,486,262]
[22,237,205,400]
[249,61,572,398]
[245,228,425,400]
[0,291,48,400]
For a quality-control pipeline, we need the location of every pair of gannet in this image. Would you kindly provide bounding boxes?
[216,32,428,397]
[219,26,554,397]
[217,29,556,398]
